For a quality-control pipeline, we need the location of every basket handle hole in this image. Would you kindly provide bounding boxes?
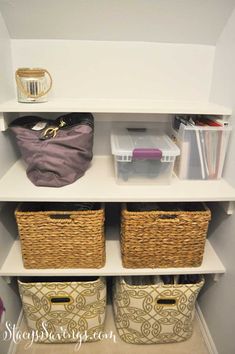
[159,214,177,219]
[157,298,176,305]
[49,214,72,219]
[158,214,179,222]
[50,296,71,303]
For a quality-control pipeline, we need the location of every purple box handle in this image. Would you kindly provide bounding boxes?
[133,148,162,160]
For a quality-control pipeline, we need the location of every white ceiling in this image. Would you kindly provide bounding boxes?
[0,0,235,44]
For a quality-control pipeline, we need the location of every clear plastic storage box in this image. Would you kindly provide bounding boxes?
[172,122,231,180]
[111,128,180,184]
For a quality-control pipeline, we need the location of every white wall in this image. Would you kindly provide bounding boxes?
[209,9,235,188]
[11,40,215,102]
[0,277,21,353]
[0,203,21,354]
[0,13,21,354]
[0,13,14,102]
[1,0,235,45]
[0,13,19,178]
[198,8,235,354]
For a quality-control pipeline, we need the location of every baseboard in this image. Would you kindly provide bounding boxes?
[196,303,219,354]
[7,310,23,354]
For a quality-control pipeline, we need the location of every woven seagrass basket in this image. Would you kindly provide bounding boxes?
[121,202,211,268]
[15,202,105,269]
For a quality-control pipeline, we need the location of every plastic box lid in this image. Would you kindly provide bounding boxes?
[111,128,180,162]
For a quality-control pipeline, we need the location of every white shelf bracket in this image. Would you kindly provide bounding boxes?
[1,276,12,284]
[0,112,8,131]
[220,201,235,215]
[0,112,20,131]
[212,273,223,282]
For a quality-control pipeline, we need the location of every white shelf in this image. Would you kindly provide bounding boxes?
[0,156,235,202]
[0,98,232,114]
[0,240,225,277]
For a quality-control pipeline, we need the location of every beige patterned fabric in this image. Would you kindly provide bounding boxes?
[113,276,204,344]
[18,277,106,343]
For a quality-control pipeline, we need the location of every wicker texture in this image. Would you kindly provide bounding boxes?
[15,203,105,269]
[121,203,211,268]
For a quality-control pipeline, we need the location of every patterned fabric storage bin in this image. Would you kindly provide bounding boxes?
[18,276,107,343]
[113,275,204,344]
[15,202,105,268]
[121,202,211,268]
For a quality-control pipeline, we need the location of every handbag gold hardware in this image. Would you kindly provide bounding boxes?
[41,118,66,140]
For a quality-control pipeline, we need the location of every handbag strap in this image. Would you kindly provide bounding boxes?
[40,113,94,140]
[10,113,94,140]
[56,113,94,129]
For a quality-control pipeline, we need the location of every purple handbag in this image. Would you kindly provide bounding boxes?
[10,113,94,187]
